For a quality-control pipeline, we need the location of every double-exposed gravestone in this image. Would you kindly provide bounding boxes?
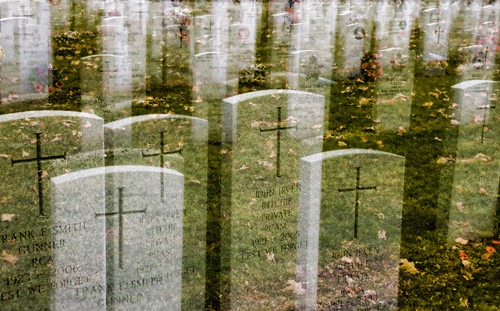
[0,110,103,309]
[296,149,405,310]
[51,165,184,310]
[104,114,208,309]
[373,1,417,131]
[221,89,325,309]
[80,54,132,122]
[442,80,499,242]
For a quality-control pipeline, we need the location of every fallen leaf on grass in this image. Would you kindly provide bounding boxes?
[2,251,18,265]
[459,298,469,307]
[187,179,201,184]
[238,165,250,171]
[267,252,275,262]
[481,246,496,260]
[0,153,9,159]
[1,214,16,222]
[62,119,76,127]
[285,280,305,295]
[455,237,468,245]
[377,230,387,240]
[257,160,274,170]
[399,259,419,275]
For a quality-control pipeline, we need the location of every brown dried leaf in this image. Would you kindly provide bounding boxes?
[285,280,305,295]
[238,165,250,171]
[51,134,63,142]
[0,153,9,159]
[258,160,274,170]
[2,251,18,265]
[62,119,76,127]
[1,214,16,222]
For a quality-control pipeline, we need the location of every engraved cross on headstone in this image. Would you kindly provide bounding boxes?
[338,160,377,239]
[95,187,146,269]
[142,130,182,202]
[11,131,67,216]
[260,107,297,177]
[477,104,496,143]
[434,24,444,44]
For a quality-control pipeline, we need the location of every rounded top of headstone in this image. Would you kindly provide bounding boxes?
[222,89,324,105]
[301,149,405,165]
[452,80,494,90]
[0,110,102,123]
[104,114,207,129]
[52,165,183,185]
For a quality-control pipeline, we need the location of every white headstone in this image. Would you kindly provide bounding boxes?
[297,149,405,310]
[51,165,184,310]
[220,90,325,309]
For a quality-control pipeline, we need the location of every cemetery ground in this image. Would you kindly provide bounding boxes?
[0,6,499,311]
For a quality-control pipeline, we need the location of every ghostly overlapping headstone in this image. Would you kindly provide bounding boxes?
[285,0,336,97]
[0,17,30,103]
[0,16,51,103]
[81,54,132,122]
[104,114,207,309]
[220,90,325,310]
[337,1,374,78]
[229,0,261,72]
[457,4,498,81]
[421,5,452,76]
[296,149,405,310]
[19,23,51,100]
[373,1,417,131]
[192,1,236,115]
[0,111,103,309]
[444,80,499,242]
[124,1,148,102]
[51,165,184,310]
[269,2,301,88]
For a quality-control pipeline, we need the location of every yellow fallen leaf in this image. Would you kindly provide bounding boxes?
[22,150,29,157]
[0,153,9,159]
[188,179,201,184]
[399,259,419,274]
[238,165,250,171]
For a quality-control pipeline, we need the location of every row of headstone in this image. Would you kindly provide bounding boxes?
[0,84,497,310]
[0,86,407,310]
[437,0,499,244]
